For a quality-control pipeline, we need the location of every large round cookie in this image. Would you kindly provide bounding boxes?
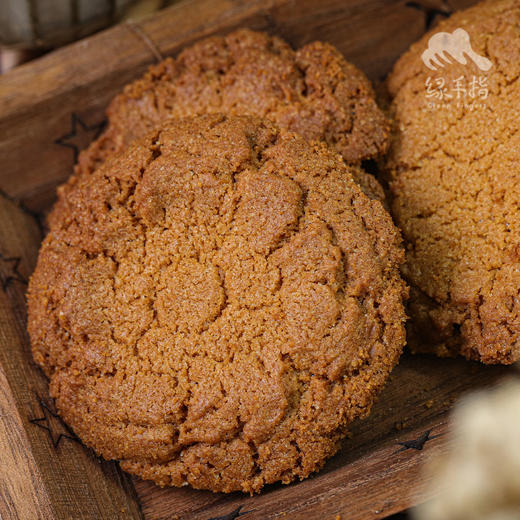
[28,115,406,493]
[70,28,388,200]
[386,0,520,363]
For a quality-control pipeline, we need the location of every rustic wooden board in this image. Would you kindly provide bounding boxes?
[2,0,508,519]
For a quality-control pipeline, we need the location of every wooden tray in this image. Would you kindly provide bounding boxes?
[3,1,515,519]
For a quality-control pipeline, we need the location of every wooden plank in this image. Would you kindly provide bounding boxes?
[0,192,143,519]
[0,366,55,520]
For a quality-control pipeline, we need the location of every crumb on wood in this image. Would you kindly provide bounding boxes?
[443,395,457,408]
[424,399,434,409]
[394,418,410,431]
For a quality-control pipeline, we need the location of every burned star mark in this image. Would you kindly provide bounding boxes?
[406,1,452,30]
[397,429,440,452]
[29,396,79,450]
[208,506,253,520]
[55,113,106,162]
[0,253,26,290]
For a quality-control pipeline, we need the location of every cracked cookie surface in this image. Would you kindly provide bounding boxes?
[28,114,406,493]
[71,28,389,201]
[386,0,520,363]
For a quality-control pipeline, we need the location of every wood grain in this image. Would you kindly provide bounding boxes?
[0,366,54,520]
[0,0,489,519]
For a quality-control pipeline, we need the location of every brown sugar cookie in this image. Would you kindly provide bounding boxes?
[28,114,406,493]
[69,28,389,201]
[386,0,520,363]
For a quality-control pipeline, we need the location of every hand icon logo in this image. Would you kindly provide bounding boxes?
[421,28,492,71]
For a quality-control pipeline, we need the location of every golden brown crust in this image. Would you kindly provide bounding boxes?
[386,0,520,363]
[29,114,406,493]
[71,29,389,200]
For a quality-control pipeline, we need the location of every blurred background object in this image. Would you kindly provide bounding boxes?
[414,377,520,520]
[0,0,177,72]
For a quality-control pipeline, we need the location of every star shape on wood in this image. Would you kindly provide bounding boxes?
[0,253,26,290]
[396,429,440,453]
[208,505,254,520]
[55,113,106,162]
[406,1,452,30]
[29,396,79,450]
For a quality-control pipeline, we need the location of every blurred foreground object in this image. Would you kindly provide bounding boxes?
[0,0,175,49]
[414,378,520,520]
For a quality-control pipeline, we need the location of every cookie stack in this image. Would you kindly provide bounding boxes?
[28,29,406,493]
[27,0,520,495]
